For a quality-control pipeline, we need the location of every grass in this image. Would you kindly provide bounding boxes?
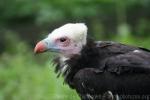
[0,41,80,100]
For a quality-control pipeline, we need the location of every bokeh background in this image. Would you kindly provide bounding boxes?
[0,0,150,100]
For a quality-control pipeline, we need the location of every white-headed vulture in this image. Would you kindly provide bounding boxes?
[34,23,150,100]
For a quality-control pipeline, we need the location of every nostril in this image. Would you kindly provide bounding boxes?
[45,41,49,45]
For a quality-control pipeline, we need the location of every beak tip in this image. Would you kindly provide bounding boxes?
[34,41,47,54]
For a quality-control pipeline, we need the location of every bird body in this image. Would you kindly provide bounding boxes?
[34,23,150,100]
[54,40,150,100]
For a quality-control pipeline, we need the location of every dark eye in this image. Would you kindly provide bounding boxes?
[59,37,67,42]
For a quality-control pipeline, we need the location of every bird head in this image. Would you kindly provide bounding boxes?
[34,23,87,57]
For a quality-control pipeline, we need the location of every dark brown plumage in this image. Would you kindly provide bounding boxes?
[54,39,150,100]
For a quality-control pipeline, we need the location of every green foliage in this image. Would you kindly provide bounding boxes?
[3,31,28,54]
[0,0,149,40]
[1,0,149,24]
[0,34,80,100]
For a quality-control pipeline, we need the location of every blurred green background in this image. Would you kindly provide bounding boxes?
[0,0,150,100]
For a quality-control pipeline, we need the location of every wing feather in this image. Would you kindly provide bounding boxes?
[105,50,150,74]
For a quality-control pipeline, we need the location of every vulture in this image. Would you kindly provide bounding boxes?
[34,23,150,100]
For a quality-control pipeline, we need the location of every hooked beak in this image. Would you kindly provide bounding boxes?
[34,39,60,54]
[34,41,48,54]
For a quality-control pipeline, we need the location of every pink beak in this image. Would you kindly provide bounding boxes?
[34,41,47,54]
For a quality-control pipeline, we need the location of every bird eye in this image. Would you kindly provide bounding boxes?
[59,37,67,42]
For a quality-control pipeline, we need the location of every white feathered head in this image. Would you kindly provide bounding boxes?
[34,23,88,57]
